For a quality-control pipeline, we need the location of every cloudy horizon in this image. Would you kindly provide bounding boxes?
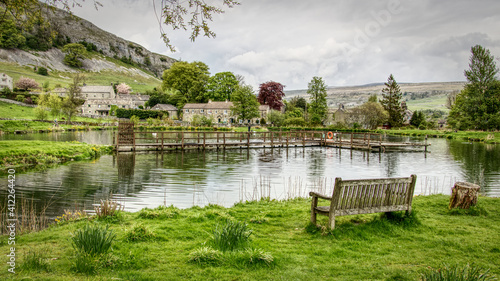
[71,0,500,90]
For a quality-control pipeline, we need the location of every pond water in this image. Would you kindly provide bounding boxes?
[1,132,499,218]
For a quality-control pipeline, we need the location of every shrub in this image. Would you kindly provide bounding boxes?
[421,263,496,281]
[212,219,252,252]
[116,83,131,95]
[130,115,140,124]
[71,224,116,257]
[37,67,48,76]
[16,94,25,102]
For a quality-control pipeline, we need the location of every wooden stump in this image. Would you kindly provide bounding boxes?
[448,182,480,209]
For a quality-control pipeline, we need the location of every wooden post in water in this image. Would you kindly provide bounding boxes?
[271,132,274,147]
[203,132,206,150]
[223,132,226,149]
[161,132,164,151]
[247,132,250,148]
[181,131,184,150]
[350,132,353,149]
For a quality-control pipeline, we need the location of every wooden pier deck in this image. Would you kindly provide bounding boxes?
[115,127,430,153]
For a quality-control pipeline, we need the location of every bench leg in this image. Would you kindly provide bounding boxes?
[328,214,336,229]
[310,197,318,225]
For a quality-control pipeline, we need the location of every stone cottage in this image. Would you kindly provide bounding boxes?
[182,100,270,124]
[0,73,13,91]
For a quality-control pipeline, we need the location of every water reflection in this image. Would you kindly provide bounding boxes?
[1,138,499,218]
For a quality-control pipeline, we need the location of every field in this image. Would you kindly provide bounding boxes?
[0,195,498,280]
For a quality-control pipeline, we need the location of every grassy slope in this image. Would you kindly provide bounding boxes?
[405,94,449,112]
[0,195,498,280]
[0,61,161,93]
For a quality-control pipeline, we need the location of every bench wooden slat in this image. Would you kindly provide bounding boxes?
[310,175,417,229]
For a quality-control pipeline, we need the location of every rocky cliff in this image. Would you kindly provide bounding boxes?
[0,6,176,78]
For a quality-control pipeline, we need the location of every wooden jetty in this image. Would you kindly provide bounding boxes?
[115,123,430,153]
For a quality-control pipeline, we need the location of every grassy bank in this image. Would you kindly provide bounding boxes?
[378,128,500,144]
[0,195,498,280]
[0,140,113,174]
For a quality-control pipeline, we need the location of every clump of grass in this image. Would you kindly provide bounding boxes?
[20,250,50,272]
[94,199,124,219]
[71,224,116,257]
[71,224,116,274]
[249,215,268,224]
[188,247,223,265]
[421,263,496,281]
[137,205,179,219]
[211,219,252,252]
[125,225,155,242]
[236,248,274,267]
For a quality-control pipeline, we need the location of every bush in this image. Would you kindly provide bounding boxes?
[115,108,163,119]
[71,224,116,257]
[16,94,25,102]
[37,67,48,76]
[212,220,252,252]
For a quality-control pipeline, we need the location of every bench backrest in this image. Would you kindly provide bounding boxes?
[330,175,417,216]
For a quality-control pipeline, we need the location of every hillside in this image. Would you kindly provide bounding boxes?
[286,81,465,112]
[0,5,177,92]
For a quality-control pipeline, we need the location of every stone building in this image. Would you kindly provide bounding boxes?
[150,104,178,119]
[182,100,270,124]
[52,85,149,117]
[0,73,13,91]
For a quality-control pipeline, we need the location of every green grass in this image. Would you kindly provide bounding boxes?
[0,61,161,93]
[378,128,500,144]
[0,195,499,280]
[0,140,113,173]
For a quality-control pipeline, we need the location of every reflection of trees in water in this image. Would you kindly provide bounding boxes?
[448,141,500,192]
[307,148,325,177]
[382,152,399,178]
[257,148,284,178]
[117,152,135,181]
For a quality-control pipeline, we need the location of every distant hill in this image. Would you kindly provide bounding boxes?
[0,6,177,91]
[285,81,465,112]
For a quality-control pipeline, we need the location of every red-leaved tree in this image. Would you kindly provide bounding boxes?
[15,77,39,91]
[258,81,285,111]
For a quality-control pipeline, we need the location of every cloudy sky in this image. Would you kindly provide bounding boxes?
[71,0,500,90]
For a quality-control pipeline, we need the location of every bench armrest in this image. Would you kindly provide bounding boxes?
[309,191,332,201]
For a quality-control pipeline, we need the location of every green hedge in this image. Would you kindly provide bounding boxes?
[116,108,164,119]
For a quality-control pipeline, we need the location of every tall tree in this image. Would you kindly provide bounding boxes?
[307,76,328,125]
[230,85,260,123]
[61,74,85,122]
[448,45,500,130]
[380,74,404,127]
[205,72,239,101]
[258,81,285,111]
[162,61,210,104]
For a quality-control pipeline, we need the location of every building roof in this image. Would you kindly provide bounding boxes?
[81,85,114,93]
[151,104,178,111]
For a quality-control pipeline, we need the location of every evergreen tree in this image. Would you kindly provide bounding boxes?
[448,45,500,130]
[380,74,404,127]
[307,76,328,125]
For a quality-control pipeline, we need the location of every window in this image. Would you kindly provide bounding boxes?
[88,105,91,107]
[215,110,218,113]
[208,110,212,114]
[201,109,204,113]
[122,105,125,108]
[98,105,101,108]
[185,109,189,113]
[224,110,227,114]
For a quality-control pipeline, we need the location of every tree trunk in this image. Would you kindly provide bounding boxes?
[448,182,480,209]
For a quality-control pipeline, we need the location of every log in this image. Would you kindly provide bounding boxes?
[448,182,480,209]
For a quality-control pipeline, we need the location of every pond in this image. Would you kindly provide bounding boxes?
[1,133,499,218]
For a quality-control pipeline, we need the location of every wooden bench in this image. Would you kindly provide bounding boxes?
[309,175,417,229]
